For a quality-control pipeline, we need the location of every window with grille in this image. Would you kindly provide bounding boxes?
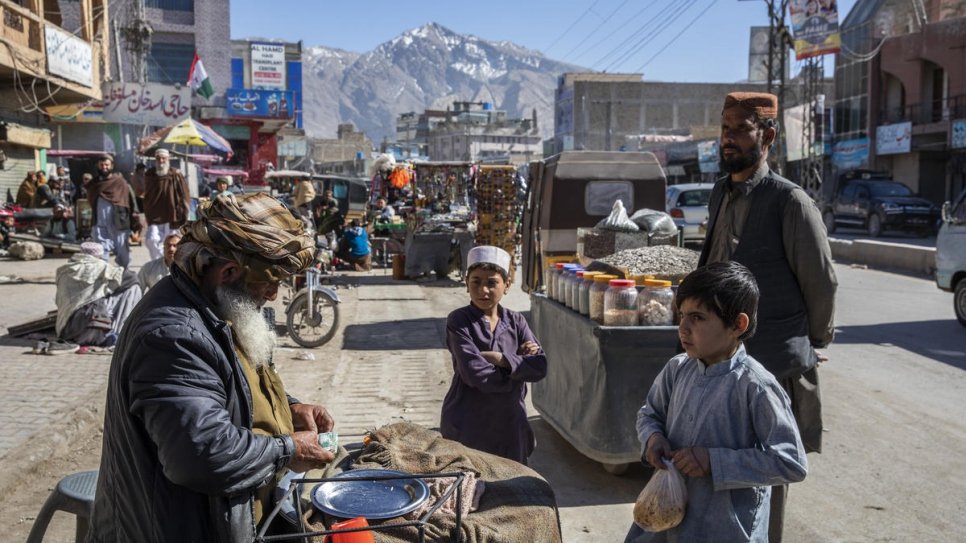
[147,42,194,85]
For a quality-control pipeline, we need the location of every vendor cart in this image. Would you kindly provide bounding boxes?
[521,151,678,473]
[529,293,678,473]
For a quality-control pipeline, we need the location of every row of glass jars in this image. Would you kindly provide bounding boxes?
[546,263,675,326]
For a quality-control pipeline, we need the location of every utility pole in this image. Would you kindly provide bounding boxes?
[764,0,792,176]
[800,56,825,199]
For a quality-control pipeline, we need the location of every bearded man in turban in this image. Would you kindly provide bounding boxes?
[89,192,338,542]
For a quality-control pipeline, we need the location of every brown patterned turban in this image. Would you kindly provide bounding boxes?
[174,192,315,284]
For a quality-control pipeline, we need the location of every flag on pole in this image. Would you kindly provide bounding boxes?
[188,53,214,99]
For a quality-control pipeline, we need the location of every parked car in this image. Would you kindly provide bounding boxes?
[821,174,940,237]
[936,188,966,326]
[665,183,712,244]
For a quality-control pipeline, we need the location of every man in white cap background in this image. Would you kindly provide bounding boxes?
[54,241,142,347]
[143,148,190,261]
[440,245,547,465]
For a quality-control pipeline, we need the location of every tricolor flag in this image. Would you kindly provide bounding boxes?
[188,53,214,99]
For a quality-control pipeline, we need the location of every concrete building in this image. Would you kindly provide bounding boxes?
[0,0,108,195]
[395,109,449,157]
[51,0,231,174]
[427,101,541,165]
[312,124,373,177]
[205,39,304,185]
[834,0,966,204]
[552,72,833,184]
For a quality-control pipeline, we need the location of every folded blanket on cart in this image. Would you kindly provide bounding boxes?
[302,422,562,543]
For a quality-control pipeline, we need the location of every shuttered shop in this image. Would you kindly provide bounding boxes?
[0,144,37,202]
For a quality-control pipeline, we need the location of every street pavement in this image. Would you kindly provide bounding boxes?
[1,242,963,542]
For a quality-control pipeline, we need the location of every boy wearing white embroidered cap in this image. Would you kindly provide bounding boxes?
[440,246,548,464]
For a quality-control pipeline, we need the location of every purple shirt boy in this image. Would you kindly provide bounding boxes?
[440,304,548,464]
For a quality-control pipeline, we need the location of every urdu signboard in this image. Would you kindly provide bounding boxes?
[876,122,912,156]
[44,25,93,87]
[250,42,286,90]
[102,83,192,126]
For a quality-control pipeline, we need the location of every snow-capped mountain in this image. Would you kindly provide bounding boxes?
[299,22,584,144]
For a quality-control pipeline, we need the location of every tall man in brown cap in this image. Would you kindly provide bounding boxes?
[698,92,837,542]
[89,192,337,542]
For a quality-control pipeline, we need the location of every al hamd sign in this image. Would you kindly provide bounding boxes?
[251,42,286,90]
[102,82,192,126]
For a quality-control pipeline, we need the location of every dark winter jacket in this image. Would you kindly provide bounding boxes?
[88,266,296,543]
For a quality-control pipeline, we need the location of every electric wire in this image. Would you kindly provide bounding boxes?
[543,0,601,55]
[571,0,660,65]
[602,0,698,73]
[590,0,681,71]
[635,0,720,72]
[559,0,632,63]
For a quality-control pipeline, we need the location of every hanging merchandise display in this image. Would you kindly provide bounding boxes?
[474,165,523,274]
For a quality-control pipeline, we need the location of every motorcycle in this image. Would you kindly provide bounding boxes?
[281,251,341,348]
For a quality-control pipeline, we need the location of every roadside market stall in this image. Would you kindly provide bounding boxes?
[402,162,476,278]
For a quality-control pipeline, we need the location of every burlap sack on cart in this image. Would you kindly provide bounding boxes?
[299,422,561,543]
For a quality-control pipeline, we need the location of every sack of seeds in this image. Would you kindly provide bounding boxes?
[633,458,687,532]
[630,208,679,236]
[596,199,639,232]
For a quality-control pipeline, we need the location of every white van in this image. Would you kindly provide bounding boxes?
[936,188,966,326]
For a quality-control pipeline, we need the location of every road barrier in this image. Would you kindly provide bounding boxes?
[828,238,936,276]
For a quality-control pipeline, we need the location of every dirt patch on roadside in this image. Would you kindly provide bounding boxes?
[0,406,103,542]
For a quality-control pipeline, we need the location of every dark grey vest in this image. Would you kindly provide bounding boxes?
[699,173,817,379]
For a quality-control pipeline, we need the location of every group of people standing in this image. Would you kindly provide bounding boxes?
[65,90,835,543]
[52,149,191,349]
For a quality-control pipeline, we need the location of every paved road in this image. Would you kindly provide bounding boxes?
[1,252,964,542]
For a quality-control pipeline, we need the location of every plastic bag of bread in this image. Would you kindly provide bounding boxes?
[633,459,687,532]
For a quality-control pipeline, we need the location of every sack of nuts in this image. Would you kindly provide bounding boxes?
[633,458,687,532]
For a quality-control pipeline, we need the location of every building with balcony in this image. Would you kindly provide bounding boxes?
[50,0,231,174]
[427,101,541,165]
[0,0,108,194]
[833,0,965,204]
[394,109,448,157]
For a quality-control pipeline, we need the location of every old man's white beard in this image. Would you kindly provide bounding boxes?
[157,163,170,176]
[213,283,277,368]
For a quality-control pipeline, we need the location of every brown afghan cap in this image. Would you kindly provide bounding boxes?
[723,92,778,119]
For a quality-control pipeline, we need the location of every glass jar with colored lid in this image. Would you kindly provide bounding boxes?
[604,279,639,326]
[578,271,602,316]
[589,274,618,323]
[545,263,559,298]
[638,279,674,326]
[554,264,575,303]
[568,270,586,309]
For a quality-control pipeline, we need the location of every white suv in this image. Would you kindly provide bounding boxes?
[936,188,966,326]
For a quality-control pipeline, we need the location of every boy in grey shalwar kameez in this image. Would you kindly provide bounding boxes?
[625,262,807,543]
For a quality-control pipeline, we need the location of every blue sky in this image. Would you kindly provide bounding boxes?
[231,0,857,82]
